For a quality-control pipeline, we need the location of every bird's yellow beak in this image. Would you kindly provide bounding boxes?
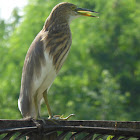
[76,8,99,18]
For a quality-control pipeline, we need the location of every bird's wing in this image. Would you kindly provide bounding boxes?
[18,30,47,115]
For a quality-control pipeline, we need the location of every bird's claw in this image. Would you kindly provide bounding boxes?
[36,114,75,125]
[46,114,75,124]
[51,114,75,120]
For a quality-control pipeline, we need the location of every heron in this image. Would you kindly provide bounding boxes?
[18,2,98,120]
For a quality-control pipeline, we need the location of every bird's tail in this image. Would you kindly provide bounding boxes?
[18,93,31,118]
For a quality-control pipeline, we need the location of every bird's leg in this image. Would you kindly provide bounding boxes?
[43,90,53,119]
[34,93,39,119]
[43,90,75,121]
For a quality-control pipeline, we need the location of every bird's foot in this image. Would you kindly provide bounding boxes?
[21,117,44,133]
[44,114,75,125]
[22,116,40,126]
[51,114,75,120]
[35,114,75,125]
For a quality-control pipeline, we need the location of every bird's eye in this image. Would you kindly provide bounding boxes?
[71,5,76,10]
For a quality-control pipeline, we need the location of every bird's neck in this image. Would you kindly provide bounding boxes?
[43,15,70,32]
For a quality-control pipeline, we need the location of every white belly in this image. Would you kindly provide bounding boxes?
[33,51,57,102]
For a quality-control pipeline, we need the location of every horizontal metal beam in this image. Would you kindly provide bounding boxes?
[0,119,140,138]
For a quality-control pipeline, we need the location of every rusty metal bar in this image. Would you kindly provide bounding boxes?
[0,119,140,139]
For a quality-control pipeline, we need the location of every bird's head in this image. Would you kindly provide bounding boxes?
[50,2,99,24]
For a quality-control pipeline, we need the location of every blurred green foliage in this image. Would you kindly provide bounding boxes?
[0,0,139,121]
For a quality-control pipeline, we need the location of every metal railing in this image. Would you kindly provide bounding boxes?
[0,119,140,140]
